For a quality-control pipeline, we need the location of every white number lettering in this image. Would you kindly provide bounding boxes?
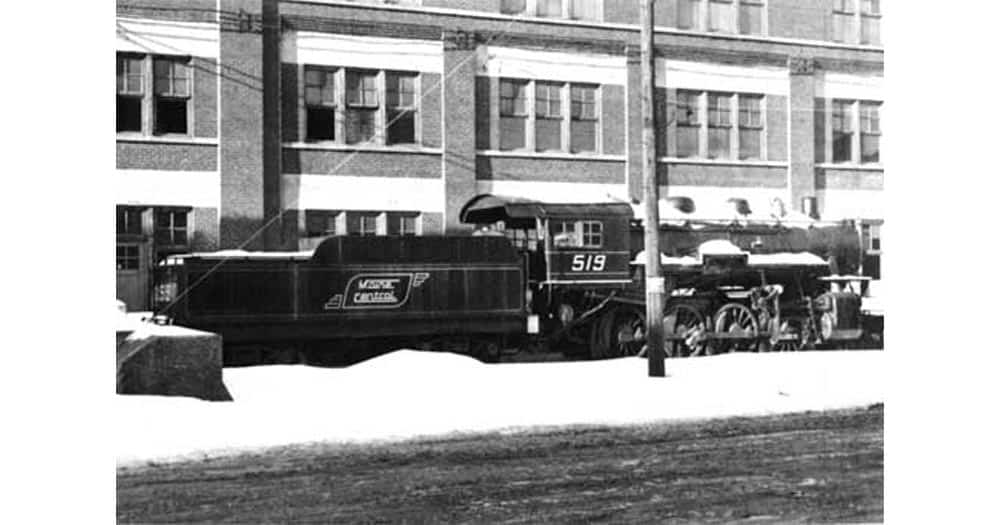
[570,254,608,272]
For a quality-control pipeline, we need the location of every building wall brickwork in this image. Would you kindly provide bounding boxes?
[192,57,219,138]
[816,169,883,191]
[281,62,300,142]
[117,142,218,171]
[283,149,443,178]
[421,72,443,149]
[218,0,266,249]
[441,31,479,233]
[766,94,788,161]
[788,61,818,211]
[602,84,627,157]
[659,163,787,188]
[768,0,830,42]
[476,156,624,185]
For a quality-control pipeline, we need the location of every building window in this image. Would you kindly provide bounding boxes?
[862,223,881,252]
[498,78,602,154]
[677,0,702,30]
[301,66,423,147]
[153,57,190,135]
[679,0,762,34]
[117,245,140,271]
[501,0,527,14]
[392,213,420,236]
[154,209,188,246]
[671,90,766,161]
[676,90,701,158]
[570,84,597,153]
[860,101,881,163]
[569,0,601,21]
[305,67,337,141]
[738,0,764,35]
[499,79,529,150]
[499,0,601,21]
[358,213,379,236]
[535,81,563,152]
[860,0,881,45]
[537,0,562,17]
[117,52,192,136]
[832,0,856,43]
[117,206,144,236]
[346,70,379,144]
[738,94,763,159]
[708,0,736,33]
[117,54,144,133]
[832,99,854,163]
[386,72,418,145]
[707,93,731,159]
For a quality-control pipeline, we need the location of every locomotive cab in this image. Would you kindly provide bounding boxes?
[460,195,634,288]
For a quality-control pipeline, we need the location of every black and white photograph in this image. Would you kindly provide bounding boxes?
[107,0,893,522]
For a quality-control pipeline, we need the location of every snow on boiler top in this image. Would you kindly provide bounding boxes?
[632,250,828,267]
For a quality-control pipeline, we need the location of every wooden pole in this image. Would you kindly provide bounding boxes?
[640,0,665,377]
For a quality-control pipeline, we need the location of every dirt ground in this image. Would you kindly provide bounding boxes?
[118,405,883,523]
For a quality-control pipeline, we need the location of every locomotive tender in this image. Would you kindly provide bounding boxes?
[154,197,875,364]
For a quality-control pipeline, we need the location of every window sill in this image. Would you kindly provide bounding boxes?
[817,162,883,171]
[117,134,218,146]
[659,157,788,167]
[478,149,625,161]
[284,142,443,155]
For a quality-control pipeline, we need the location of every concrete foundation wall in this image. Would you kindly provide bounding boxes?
[117,324,231,402]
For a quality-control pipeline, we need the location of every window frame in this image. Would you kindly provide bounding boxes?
[304,66,340,142]
[581,220,603,248]
[496,78,602,155]
[385,70,420,145]
[117,206,145,237]
[116,244,141,272]
[152,56,193,136]
[677,0,766,36]
[707,0,736,34]
[737,93,764,160]
[117,52,195,137]
[153,208,190,247]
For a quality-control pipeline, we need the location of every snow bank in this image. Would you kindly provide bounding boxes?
[116,350,885,467]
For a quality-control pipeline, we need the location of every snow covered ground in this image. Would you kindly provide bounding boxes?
[116,350,885,467]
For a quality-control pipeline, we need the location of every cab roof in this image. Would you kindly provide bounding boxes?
[460,194,634,225]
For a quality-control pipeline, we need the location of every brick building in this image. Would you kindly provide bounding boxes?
[116,0,884,310]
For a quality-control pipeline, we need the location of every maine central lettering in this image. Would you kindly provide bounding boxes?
[355,278,402,304]
[323,272,430,310]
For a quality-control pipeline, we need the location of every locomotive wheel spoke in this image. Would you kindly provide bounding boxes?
[712,303,760,354]
[664,304,707,358]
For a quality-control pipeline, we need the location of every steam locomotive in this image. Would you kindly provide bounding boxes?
[153,197,879,365]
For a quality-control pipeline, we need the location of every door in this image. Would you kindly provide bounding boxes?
[116,241,151,311]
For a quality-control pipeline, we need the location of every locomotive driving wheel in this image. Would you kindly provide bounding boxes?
[663,304,709,358]
[712,303,760,353]
[770,319,807,352]
[590,307,645,359]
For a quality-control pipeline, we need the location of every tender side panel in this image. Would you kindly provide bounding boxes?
[172,259,525,344]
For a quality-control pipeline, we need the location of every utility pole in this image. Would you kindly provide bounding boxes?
[640,0,665,377]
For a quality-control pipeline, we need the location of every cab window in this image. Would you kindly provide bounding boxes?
[553,220,603,248]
